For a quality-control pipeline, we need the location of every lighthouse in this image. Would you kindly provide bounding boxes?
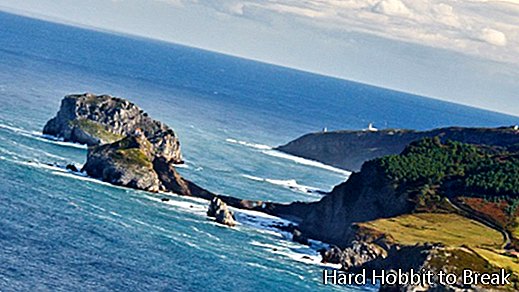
[367,123,378,132]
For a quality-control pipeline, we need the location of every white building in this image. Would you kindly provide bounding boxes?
[367,123,378,132]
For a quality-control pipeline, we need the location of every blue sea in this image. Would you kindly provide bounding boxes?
[0,11,518,291]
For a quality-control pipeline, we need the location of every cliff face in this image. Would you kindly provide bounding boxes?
[82,132,216,200]
[272,136,519,248]
[270,160,414,247]
[82,135,161,192]
[43,93,182,164]
[276,127,519,171]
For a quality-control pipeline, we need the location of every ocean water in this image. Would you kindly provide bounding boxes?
[0,11,518,291]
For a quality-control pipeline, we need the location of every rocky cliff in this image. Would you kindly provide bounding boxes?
[271,136,519,247]
[276,127,519,171]
[43,93,182,164]
[269,160,414,246]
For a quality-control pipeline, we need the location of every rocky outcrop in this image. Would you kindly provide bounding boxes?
[341,241,387,269]
[43,93,182,164]
[319,245,343,264]
[81,132,217,199]
[207,197,236,227]
[152,156,214,200]
[44,94,226,202]
[82,134,161,192]
[268,160,414,247]
[276,126,519,171]
[358,244,505,291]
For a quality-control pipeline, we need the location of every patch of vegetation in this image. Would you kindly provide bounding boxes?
[359,213,502,249]
[428,248,498,276]
[378,137,519,197]
[113,148,151,168]
[475,248,519,274]
[70,119,124,143]
[360,213,519,288]
[473,248,519,290]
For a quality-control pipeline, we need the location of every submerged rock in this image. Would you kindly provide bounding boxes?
[65,164,79,172]
[43,93,182,164]
[292,229,310,245]
[208,197,236,227]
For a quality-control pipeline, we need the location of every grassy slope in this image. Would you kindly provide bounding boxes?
[359,213,502,249]
[358,213,519,279]
[70,119,124,143]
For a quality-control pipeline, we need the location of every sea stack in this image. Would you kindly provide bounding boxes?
[44,94,219,199]
[43,93,183,164]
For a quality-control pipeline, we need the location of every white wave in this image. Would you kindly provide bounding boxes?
[231,207,293,237]
[0,123,87,149]
[4,158,72,174]
[84,210,132,228]
[0,146,20,157]
[109,211,122,217]
[225,138,272,150]
[16,142,72,161]
[190,226,221,241]
[34,134,88,149]
[241,174,320,194]
[143,194,207,215]
[50,171,126,190]
[250,239,340,269]
[262,150,351,176]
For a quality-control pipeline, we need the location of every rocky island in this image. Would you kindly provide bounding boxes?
[43,93,183,164]
[44,93,519,290]
[44,93,237,226]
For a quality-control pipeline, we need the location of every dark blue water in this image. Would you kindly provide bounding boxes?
[0,11,517,291]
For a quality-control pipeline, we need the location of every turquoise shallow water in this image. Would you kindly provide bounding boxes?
[0,11,518,291]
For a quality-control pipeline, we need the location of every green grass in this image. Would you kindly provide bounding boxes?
[359,213,503,249]
[114,148,151,168]
[360,213,519,287]
[475,248,519,273]
[70,119,124,143]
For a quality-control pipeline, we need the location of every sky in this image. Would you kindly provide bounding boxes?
[0,0,518,116]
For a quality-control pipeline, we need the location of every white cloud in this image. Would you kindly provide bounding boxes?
[372,0,411,17]
[177,0,519,65]
[479,28,508,46]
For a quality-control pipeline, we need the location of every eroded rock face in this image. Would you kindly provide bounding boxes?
[269,160,414,247]
[319,245,343,264]
[43,93,182,164]
[208,197,236,227]
[82,135,161,192]
[341,241,387,270]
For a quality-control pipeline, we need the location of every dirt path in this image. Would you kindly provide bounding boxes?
[445,198,511,250]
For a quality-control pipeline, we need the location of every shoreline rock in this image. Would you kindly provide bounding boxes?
[207,197,236,227]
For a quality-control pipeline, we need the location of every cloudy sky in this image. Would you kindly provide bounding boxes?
[1,0,518,115]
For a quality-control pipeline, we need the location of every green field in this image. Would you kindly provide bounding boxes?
[359,213,503,249]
